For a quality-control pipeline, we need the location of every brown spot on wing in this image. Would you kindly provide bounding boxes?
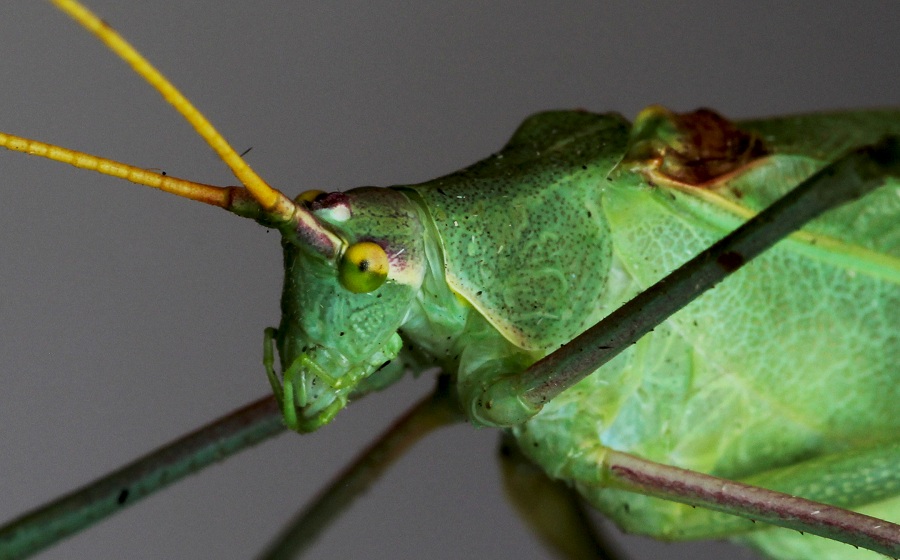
[623,105,769,186]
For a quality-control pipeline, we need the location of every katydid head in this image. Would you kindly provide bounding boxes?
[271,187,427,432]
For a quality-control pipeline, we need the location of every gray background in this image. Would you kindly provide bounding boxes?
[0,2,897,559]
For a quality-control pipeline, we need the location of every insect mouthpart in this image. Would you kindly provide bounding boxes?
[285,347,353,428]
[264,335,357,432]
[268,331,407,433]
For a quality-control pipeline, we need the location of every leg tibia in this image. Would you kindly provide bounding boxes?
[576,441,900,559]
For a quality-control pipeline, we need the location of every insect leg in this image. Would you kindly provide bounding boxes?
[498,433,623,560]
[0,397,284,558]
[263,327,300,431]
[263,327,284,403]
[571,444,900,557]
[258,376,463,559]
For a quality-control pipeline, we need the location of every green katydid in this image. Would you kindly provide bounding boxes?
[1,3,900,560]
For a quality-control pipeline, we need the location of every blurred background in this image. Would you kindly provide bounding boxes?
[0,2,897,559]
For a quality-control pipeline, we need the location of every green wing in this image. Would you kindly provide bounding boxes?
[737,110,900,258]
[740,109,900,161]
[514,109,899,557]
[599,109,900,465]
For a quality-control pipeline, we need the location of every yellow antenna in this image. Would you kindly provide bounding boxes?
[50,0,296,222]
[0,132,233,208]
[0,0,344,255]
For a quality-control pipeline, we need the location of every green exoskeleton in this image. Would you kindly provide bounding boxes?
[266,106,900,559]
[1,2,897,559]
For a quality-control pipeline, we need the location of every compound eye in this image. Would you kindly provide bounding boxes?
[339,241,389,293]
